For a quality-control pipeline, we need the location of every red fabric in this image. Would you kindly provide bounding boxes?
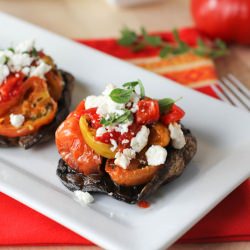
[1,180,249,245]
[1,27,250,246]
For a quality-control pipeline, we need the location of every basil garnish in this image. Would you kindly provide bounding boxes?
[158,98,175,113]
[100,110,133,126]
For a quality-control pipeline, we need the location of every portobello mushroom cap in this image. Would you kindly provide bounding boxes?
[0,70,74,149]
[57,127,197,204]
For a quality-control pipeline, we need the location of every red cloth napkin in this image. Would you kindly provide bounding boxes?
[1,27,250,246]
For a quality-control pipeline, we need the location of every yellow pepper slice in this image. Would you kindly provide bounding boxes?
[79,115,116,159]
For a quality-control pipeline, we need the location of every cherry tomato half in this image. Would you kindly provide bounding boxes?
[136,99,160,125]
[0,73,25,116]
[161,104,185,125]
[83,108,102,129]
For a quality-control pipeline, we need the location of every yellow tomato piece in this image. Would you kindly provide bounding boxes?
[79,116,116,159]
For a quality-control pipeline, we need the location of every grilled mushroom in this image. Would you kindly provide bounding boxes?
[57,127,197,204]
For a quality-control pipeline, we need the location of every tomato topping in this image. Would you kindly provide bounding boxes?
[81,108,102,129]
[73,100,86,119]
[56,113,102,175]
[0,77,57,137]
[95,130,120,144]
[117,123,142,150]
[79,115,116,159]
[161,104,185,125]
[105,159,161,186]
[0,73,25,116]
[136,99,160,125]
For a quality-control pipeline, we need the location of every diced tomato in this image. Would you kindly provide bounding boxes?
[73,100,86,118]
[117,123,142,150]
[55,112,102,175]
[0,73,25,116]
[0,73,24,100]
[136,99,160,125]
[82,108,102,129]
[95,130,121,144]
[0,77,57,137]
[161,104,185,125]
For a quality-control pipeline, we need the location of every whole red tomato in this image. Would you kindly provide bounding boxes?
[191,0,250,45]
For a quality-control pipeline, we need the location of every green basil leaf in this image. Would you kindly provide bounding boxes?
[100,114,116,126]
[100,110,133,126]
[123,80,145,98]
[123,81,139,89]
[110,88,133,103]
[138,79,145,98]
[158,98,175,113]
[115,110,133,124]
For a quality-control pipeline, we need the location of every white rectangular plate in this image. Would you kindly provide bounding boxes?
[0,12,250,250]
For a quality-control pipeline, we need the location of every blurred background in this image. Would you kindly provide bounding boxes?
[0,0,193,38]
[1,0,249,88]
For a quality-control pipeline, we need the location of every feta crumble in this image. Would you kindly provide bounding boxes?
[168,122,186,149]
[30,61,51,79]
[0,39,51,83]
[74,190,94,205]
[110,139,118,152]
[146,145,168,166]
[9,114,25,128]
[15,39,35,53]
[0,65,9,84]
[96,126,107,137]
[130,125,150,152]
[114,148,136,169]
[121,139,129,144]
[130,92,140,113]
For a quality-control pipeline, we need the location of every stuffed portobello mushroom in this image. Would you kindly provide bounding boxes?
[56,81,197,204]
[0,40,74,149]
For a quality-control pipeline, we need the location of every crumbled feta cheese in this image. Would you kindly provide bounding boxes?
[130,125,150,153]
[85,94,125,119]
[114,148,136,169]
[0,65,10,83]
[85,95,105,110]
[130,92,140,113]
[21,66,30,75]
[0,40,51,81]
[122,139,129,144]
[110,139,118,152]
[96,127,107,137]
[146,145,168,166]
[114,120,132,134]
[15,39,35,53]
[30,61,51,78]
[102,83,115,96]
[168,122,186,149]
[8,53,33,72]
[74,191,94,205]
[9,114,25,128]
